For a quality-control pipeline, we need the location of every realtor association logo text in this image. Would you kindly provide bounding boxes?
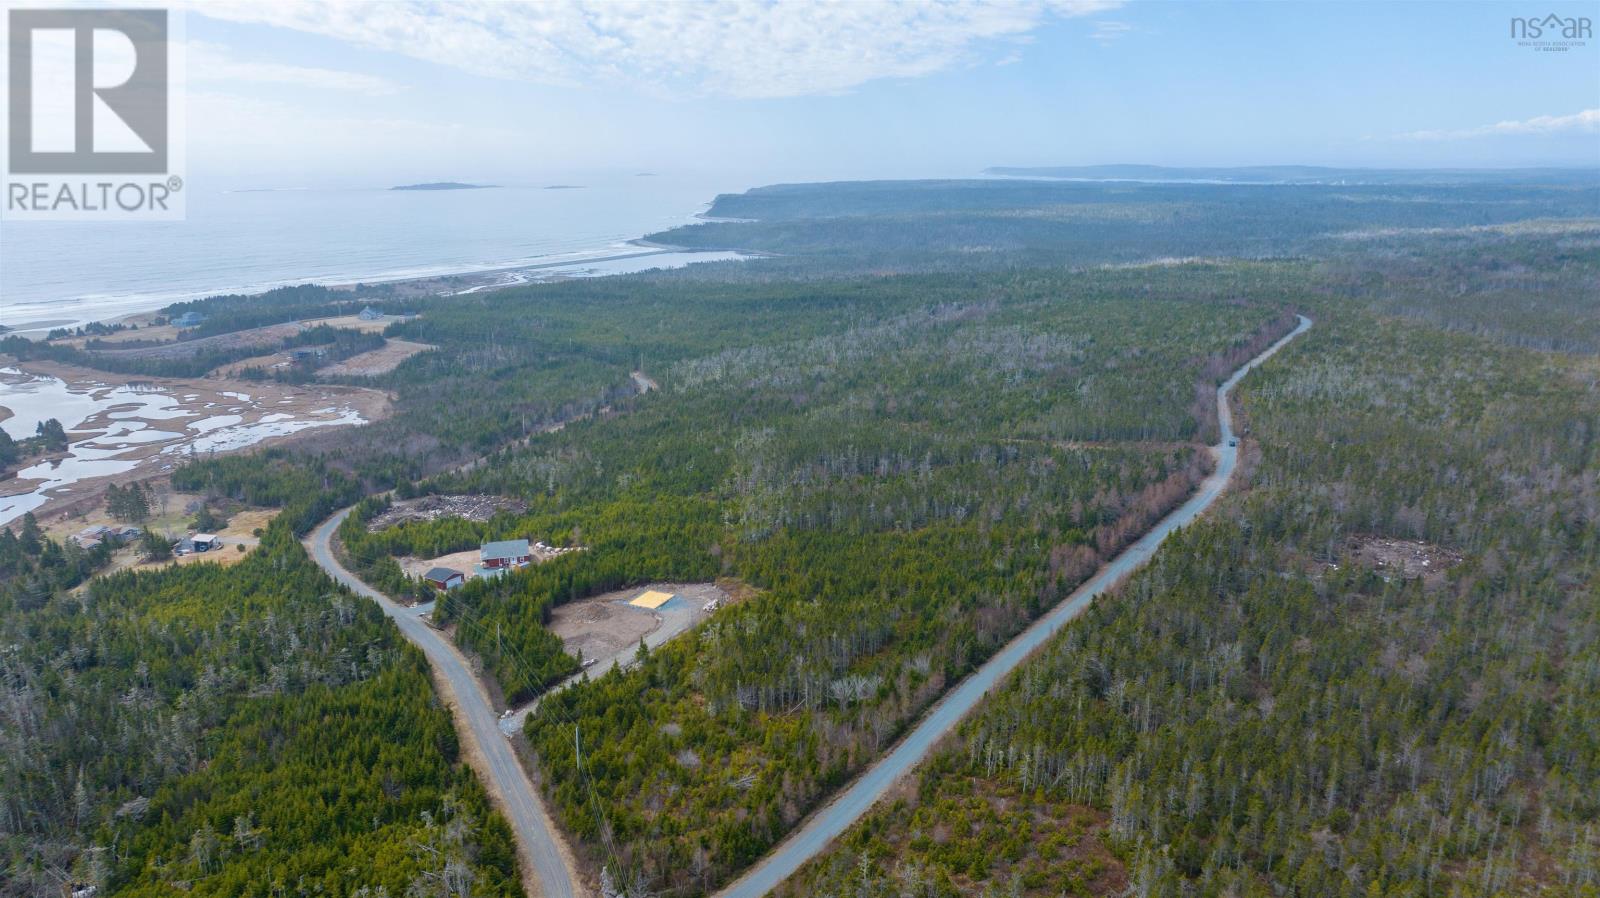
[9,177,182,213]
[4,8,186,220]
[1510,13,1592,51]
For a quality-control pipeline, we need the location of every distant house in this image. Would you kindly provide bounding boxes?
[289,347,327,362]
[116,525,143,541]
[71,524,112,548]
[480,539,532,570]
[357,306,385,321]
[172,311,204,327]
[174,533,222,555]
[423,566,465,590]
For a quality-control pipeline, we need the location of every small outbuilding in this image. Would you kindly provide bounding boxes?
[357,306,385,321]
[191,533,222,551]
[423,566,466,590]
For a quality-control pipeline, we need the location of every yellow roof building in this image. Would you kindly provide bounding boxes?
[629,589,676,609]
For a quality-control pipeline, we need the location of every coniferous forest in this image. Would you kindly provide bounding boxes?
[1,517,520,896]
[782,307,1600,898]
[3,176,1597,897]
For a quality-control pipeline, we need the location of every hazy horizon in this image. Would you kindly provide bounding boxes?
[154,1,1598,188]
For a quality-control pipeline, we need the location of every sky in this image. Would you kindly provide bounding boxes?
[34,1,1600,186]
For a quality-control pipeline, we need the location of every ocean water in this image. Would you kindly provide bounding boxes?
[0,173,752,331]
[0,174,761,522]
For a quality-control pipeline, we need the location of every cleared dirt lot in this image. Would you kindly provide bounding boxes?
[45,489,271,541]
[310,313,406,333]
[1347,535,1462,588]
[548,582,727,674]
[498,581,729,732]
[319,339,435,376]
[399,539,581,589]
[373,494,527,530]
[400,548,483,580]
[550,597,660,669]
[209,349,306,377]
[51,498,276,585]
[60,322,183,348]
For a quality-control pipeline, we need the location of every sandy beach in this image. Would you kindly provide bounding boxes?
[6,244,755,336]
[324,245,754,299]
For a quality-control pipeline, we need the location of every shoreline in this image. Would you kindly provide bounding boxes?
[6,242,753,336]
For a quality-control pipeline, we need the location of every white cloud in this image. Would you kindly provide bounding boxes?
[187,41,399,94]
[1090,20,1133,44]
[1393,108,1600,141]
[186,88,531,173]
[186,40,398,94]
[190,0,1122,99]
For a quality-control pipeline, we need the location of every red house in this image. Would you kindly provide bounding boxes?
[480,539,532,570]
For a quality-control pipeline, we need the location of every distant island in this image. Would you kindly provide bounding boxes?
[391,182,496,191]
[544,184,585,190]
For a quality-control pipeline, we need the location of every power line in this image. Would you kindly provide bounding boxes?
[423,577,632,886]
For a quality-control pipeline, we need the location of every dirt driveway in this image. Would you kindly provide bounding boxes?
[498,582,727,731]
[318,339,435,376]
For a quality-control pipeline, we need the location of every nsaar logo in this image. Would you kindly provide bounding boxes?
[5,8,186,220]
[1510,12,1593,51]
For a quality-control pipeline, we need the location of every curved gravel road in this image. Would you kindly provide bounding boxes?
[713,314,1312,898]
[301,319,1307,898]
[307,509,579,898]
[304,371,660,898]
